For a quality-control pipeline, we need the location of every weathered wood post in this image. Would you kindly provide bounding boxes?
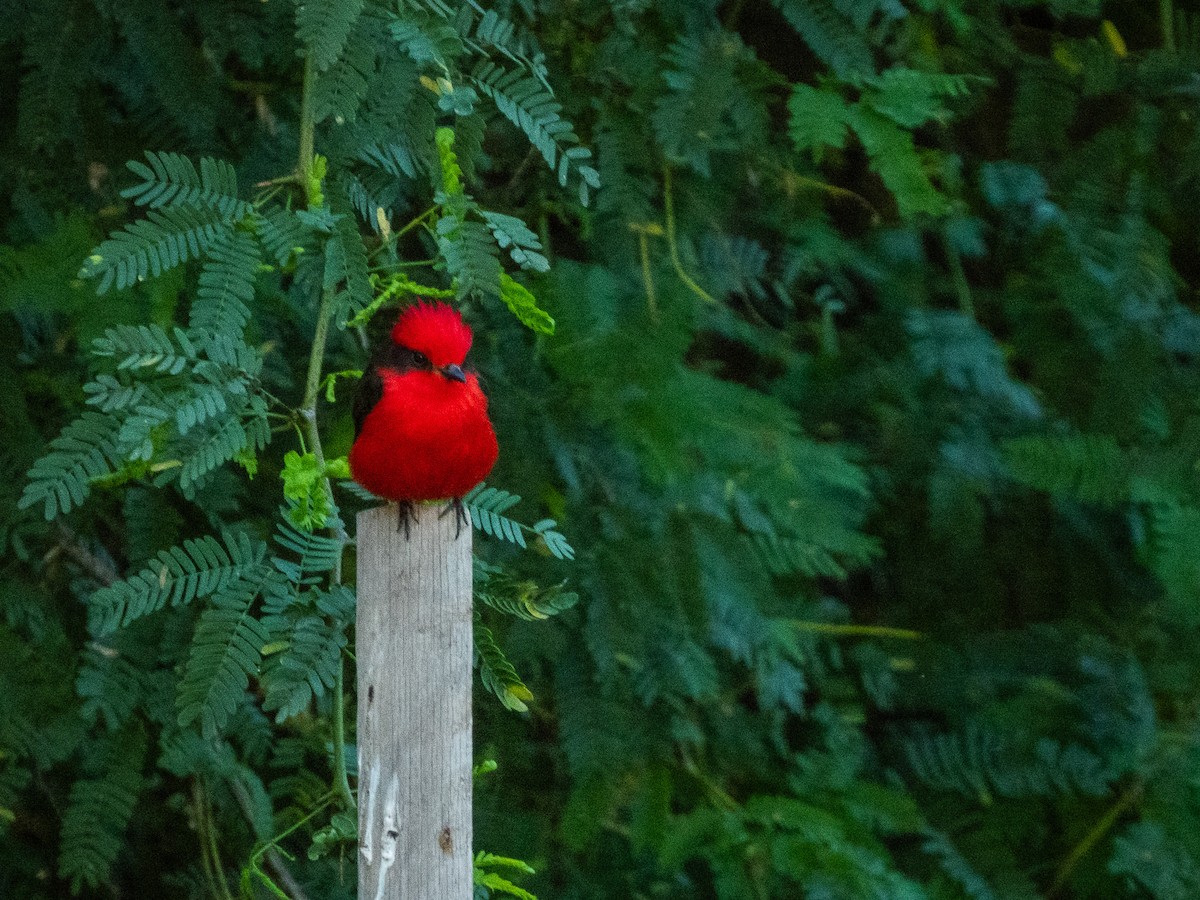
[357,504,473,900]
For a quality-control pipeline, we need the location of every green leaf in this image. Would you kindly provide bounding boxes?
[768,0,874,78]
[80,206,235,294]
[475,871,537,900]
[787,83,851,153]
[176,578,272,739]
[862,67,972,129]
[280,451,334,530]
[294,0,365,72]
[121,151,250,218]
[19,412,123,519]
[57,727,147,893]
[499,273,554,334]
[89,531,267,634]
[847,107,948,217]
[475,616,533,712]
[482,211,550,273]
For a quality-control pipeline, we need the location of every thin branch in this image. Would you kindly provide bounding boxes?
[54,522,117,586]
[229,777,312,900]
[787,620,924,641]
[297,55,315,184]
[1048,780,1143,897]
[662,165,717,305]
[293,45,354,812]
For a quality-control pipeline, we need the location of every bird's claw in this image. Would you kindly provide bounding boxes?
[439,497,470,539]
[396,500,416,539]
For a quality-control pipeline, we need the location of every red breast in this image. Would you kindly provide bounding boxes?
[350,369,498,501]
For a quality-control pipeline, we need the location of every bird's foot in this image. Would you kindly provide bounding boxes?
[438,497,470,539]
[396,500,417,539]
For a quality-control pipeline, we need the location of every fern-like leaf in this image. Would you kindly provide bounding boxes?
[312,24,376,124]
[57,727,146,894]
[89,531,267,634]
[439,217,502,302]
[324,190,373,321]
[255,208,315,267]
[470,60,599,203]
[178,416,250,496]
[79,206,233,294]
[863,67,973,129]
[83,375,150,414]
[191,228,259,338]
[1147,504,1200,607]
[272,516,345,584]
[92,323,199,375]
[77,646,143,730]
[847,106,947,218]
[121,151,251,218]
[462,484,575,558]
[788,83,851,154]
[260,614,346,722]
[295,0,365,72]
[750,532,858,579]
[464,484,525,547]
[904,726,1112,801]
[1005,434,1131,505]
[177,578,271,738]
[769,0,874,78]
[499,273,555,335]
[482,210,549,273]
[475,615,533,712]
[475,565,579,621]
[19,412,124,519]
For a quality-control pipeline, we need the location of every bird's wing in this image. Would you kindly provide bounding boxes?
[353,365,384,438]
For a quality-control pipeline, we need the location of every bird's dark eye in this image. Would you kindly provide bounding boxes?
[411,350,430,368]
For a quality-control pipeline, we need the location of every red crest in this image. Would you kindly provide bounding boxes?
[391,301,473,367]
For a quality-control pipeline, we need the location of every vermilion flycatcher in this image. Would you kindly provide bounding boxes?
[349,301,499,535]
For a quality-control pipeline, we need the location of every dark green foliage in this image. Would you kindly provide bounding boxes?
[7,0,1200,898]
[79,206,235,294]
[121,152,250,218]
[57,726,147,893]
[296,0,366,72]
[89,532,267,634]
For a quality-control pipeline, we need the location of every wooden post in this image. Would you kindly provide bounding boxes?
[356,504,473,900]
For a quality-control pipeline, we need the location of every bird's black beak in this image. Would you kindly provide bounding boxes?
[441,363,467,383]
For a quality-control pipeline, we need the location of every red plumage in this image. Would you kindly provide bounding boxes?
[349,302,498,502]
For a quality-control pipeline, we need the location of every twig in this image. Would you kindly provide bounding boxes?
[662,165,717,305]
[229,777,312,900]
[1048,779,1143,897]
[54,522,117,586]
[295,41,354,813]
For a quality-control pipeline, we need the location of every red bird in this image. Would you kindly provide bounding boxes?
[349,301,498,536]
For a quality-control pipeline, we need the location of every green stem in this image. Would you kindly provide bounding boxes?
[296,50,352,807]
[636,231,659,322]
[247,791,338,898]
[300,287,352,804]
[332,656,354,807]
[1161,0,1176,52]
[1048,780,1143,897]
[787,620,924,641]
[392,205,438,241]
[367,259,438,274]
[945,235,975,320]
[662,165,717,306]
[193,782,222,900]
[297,55,315,183]
[194,780,236,900]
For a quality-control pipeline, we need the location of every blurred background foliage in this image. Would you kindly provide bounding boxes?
[4,0,1200,897]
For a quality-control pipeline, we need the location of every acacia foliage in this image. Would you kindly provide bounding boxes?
[4,0,1200,898]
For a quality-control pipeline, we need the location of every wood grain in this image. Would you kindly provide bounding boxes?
[357,504,472,900]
